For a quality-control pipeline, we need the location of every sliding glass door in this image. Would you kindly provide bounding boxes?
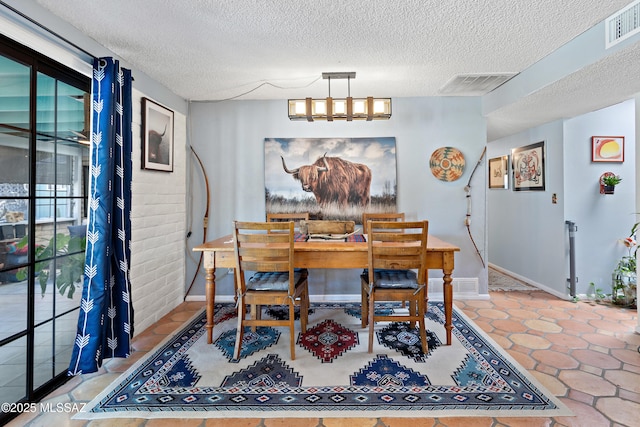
[0,35,90,423]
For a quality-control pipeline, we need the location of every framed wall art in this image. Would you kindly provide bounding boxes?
[264,137,397,222]
[142,97,174,172]
[512,141,545,191]
[591,136,624,162]
[488,155,509,189]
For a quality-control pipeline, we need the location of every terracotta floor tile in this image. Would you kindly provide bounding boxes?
[492,299,524,310]
[477,308,510,319]
[530,349,579,369]
[555,319,597,334]
[205,418,264,427]
[471,319,495,332]
[131,330,165,351]
[19,410,86,427]
[536,308,571,320]
[611,348,640,366]
[604,370,640,394]
[321,418,380,427]
[493,417,553,427]
[507,349,537,369]
[435,417,494,426]
[579,364,603,377]
[462,300,495,309]
[488,333,513,349]
[530,371,568,397]
[260,418,322,427]
[618,388,640,405]
[595,397,640,427]
[566,389,595,405]
[146,418,207,427]
[70,372,122,401]
[520,298,553,309]
[582,333,627,348]
[104,351,146,373]
[563,308,602,320]
[571,349,622,369]
[558,370,617,396]
[545,333,588,349]
[492,319,529,333]
[505,308,540,319]
[624,363,640,376]
[554,398,610,427]
[590,318,637,333]
[523,319,563,333]
[87,419,147,426]
[379,418,437,427]
[152,320,188,335]
[509,333,551,350]
[533,364,559,378]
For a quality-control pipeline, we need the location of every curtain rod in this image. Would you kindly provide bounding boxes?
[0,0,97,60]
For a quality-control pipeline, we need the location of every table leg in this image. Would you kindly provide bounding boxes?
[205,266,216,344]
[443,268,453,345]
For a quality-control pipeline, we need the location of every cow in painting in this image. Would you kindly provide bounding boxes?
[147,126,168,165]
[281,154,371,207]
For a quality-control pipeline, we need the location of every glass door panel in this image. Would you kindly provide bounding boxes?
[0,337,27,404]
[0,37,90,422]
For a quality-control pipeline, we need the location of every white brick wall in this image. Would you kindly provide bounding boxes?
[129,89,187,335]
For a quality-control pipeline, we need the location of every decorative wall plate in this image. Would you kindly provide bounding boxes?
[429,147,465,182]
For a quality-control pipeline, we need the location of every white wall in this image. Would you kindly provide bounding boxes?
[487,121,568,297]
[187,97,489,300]
[488,101,636,299]
[130,89,187,334]
[564,100,636,295]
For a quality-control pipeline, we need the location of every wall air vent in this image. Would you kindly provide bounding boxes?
[439,73,517,96]
[606,0,640,49]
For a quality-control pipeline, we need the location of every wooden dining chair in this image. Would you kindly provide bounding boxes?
[361,220,429,353]
[361,212,405,234]
[362,212,406,308]
[266,212,309,231]
[232,220,310,360]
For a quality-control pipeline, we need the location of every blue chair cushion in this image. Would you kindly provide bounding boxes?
[362,269,418,289]
[247,271,304,291]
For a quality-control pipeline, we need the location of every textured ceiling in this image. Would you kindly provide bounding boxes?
[30,0,640,140]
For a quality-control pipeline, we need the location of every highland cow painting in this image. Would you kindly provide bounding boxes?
[265,137,397,222]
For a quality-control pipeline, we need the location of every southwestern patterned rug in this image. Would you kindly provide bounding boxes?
[76,302,570,420]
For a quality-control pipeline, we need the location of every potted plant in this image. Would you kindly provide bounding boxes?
[602,174,622,194]
[15,233,86,299]
[612,225,638,308]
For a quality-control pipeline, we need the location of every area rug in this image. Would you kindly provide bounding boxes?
[76,302,571,419]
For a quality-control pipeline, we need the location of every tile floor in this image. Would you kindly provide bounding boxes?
[5,290,639,427]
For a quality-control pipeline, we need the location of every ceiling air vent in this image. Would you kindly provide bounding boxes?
[439,73,517,96]
[606,0,640,49]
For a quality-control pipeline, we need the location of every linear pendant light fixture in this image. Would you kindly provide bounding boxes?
[288,72,391,121]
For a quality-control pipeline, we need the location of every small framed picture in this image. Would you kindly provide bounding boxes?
[142,98,174,172]
[512,141,545,191]
[488,155,509,189]
[591,136,624,162]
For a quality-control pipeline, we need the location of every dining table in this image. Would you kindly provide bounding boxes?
[193,234,460,346]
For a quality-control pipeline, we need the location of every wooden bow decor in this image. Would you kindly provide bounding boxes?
[464,146,486,268]
[185,146,210,300]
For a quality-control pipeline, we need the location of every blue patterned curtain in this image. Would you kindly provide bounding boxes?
[68,58,134,375]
